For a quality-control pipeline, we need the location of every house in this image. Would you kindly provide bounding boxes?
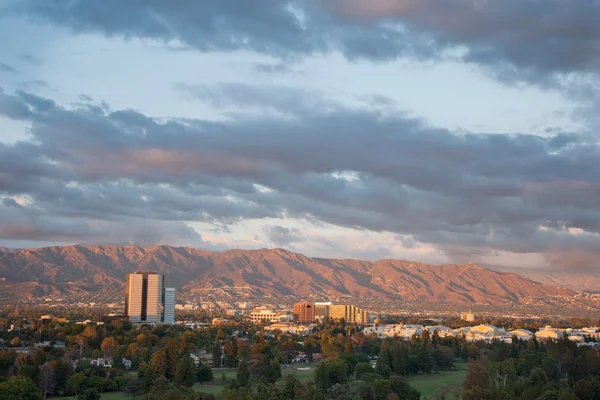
[91,357,113,368]
[190,353,200,367]
[122,358,132,370]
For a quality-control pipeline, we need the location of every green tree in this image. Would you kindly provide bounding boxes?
[355,362,374,380]
[124,378,141,400]
[390,341,407,375]
[377,340,391,373]
[314,361,331,393]
[236,361,250,387]
[174,353,196,388]
[196,364,214,385]
[212,341,222,368]
[324,358,348,386]
[77,388,100,400]
[66,373,87,395]
[0,376,43,400]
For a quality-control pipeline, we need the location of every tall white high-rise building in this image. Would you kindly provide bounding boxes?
[163,287,176,324]
[125,272,173,324]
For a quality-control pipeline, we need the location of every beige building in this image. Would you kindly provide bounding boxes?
[328,304,367,324]
[314,302,331,320]
[460,310,476,322]
[250,307,278,323]
[535,326,565,342]
[125,272,172,323]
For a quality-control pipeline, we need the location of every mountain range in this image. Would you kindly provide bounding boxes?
[0,245,597,315]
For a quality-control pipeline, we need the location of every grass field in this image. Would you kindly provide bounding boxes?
[404,361,467,400]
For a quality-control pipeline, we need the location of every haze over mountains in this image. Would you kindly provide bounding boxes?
[0,245,596,315]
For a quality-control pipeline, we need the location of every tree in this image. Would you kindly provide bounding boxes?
[236,361,250,387]
[101,337,119,358]
[212,341,222,368]
[372,378,393,400]
[324,358,348,386]
[149,349,167,377]
[463,360,491,392]
[38,362,56,400]
[77,388,100,400]
[124,379,141,400]
[355,362,374,380]
[389,376,420,400]
[197,364,214,385]
[67,373,88,395]
[377,340,391,373]
[174,353,196,388]
[0,376,43,400]
[314,361,331,393]
[390,341,407,375]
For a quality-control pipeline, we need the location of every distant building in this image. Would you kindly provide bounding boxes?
[125,272,175,324]
[460,311,476,322]
[535,326,565,342]
[264,322,309,335]
[250,307,278,323]
[163,287,176,324]
[328,304,367,324]
[314,302,331,320]
[226,309,241,317]
[293,302,315,323]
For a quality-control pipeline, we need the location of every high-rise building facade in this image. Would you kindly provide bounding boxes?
[293,302,315,323]
[125,272,175,324]
[163,287,176,324]
[314,302,331,320]
[328,304,367,324]
[145,273,163,323]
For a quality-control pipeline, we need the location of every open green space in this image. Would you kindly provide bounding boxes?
[405,362,466,400]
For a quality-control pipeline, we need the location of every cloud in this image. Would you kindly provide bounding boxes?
[1,85,600,270]
[0,62,16,73]
[263,225,306,247]
[10,0,600,83]
[18,53,42,65]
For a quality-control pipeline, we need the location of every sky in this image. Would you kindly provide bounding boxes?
[0,0,599,271]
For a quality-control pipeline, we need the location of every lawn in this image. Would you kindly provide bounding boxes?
[405,365,466,400]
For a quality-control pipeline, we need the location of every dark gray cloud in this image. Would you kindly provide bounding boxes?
[10,0,600,83]
[0,62,16,73]
[18,53,42,65]
[1,85,600,270]
[263,225,306,247]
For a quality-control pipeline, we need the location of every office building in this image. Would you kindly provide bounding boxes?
[293,302,315,323]
[250,307,278,323]
[125,272,175,324]
[329,304,367,324]
[314,302,331,320]
[163,287,176,324]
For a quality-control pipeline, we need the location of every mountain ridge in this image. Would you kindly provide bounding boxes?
[0,244,593,314]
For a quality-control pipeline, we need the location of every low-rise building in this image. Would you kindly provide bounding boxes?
[264,322,309,335]
[535,326,565,342]
[250,307,278,323]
